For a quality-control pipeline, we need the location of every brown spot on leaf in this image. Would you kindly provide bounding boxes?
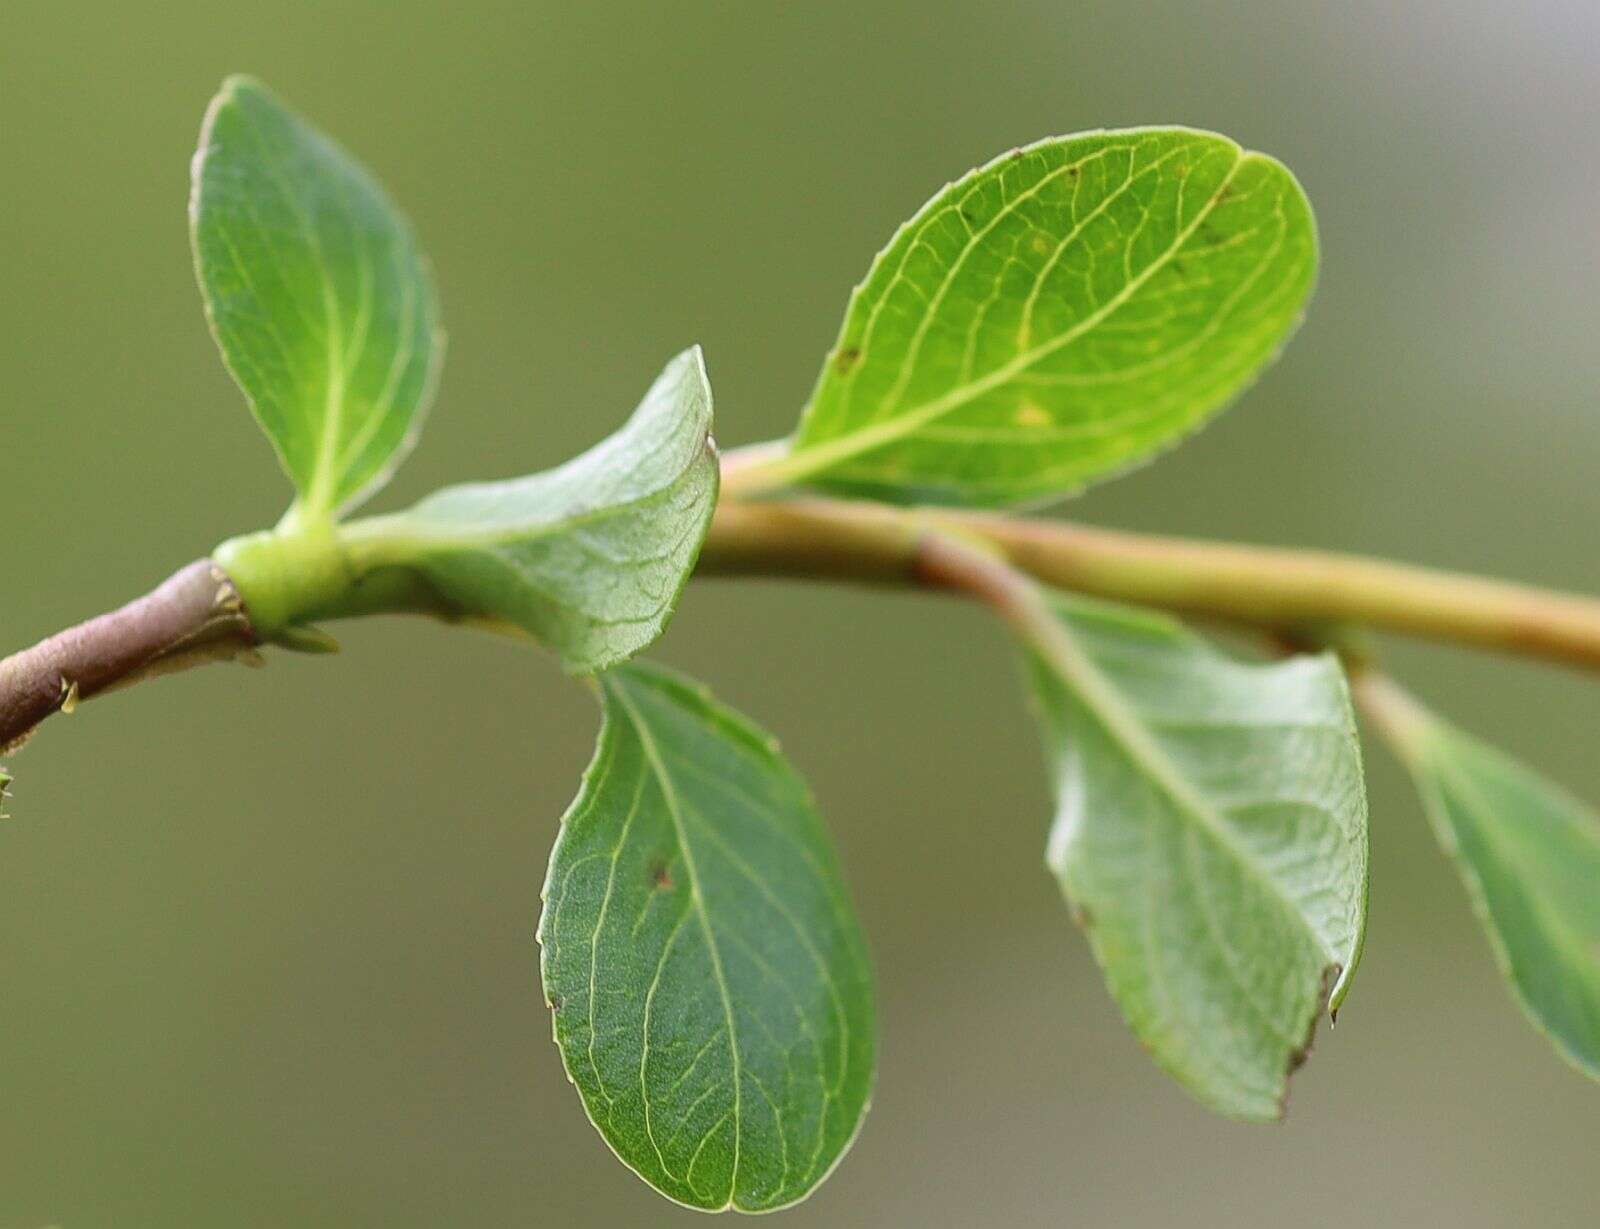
[650,860,673,891]
[547,994,563,1012]
[834,346,861,375]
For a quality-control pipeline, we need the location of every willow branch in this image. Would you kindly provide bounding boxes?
[699,497,1600,672]
[7,485,1600,754]
[0,560,255,751]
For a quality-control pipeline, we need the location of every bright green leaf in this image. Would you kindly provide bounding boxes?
[1024,593,1367,1120]
[340,347,717,674]
[539,662,876,1212]
[191,75,443,519]
[1396,707,1600,1080]
[756,128,1316,507]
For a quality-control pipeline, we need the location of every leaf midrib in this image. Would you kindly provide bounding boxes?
[232,92,355,516]
[610,678,745,1212]
[347,440,712,564]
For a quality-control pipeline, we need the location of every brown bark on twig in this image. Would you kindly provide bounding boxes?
[0,560,255,752]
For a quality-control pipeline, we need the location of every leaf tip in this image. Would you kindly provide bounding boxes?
[202,74,275,136]
[216,72,262,98]
[674,342,715,429]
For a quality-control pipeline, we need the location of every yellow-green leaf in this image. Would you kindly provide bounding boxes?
[757,128,1316,507]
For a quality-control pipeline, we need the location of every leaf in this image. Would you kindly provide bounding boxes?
[1023,593,1367,1120]
[340,347,717,675]
[1400,711,1600,1079]
[538,662,876,1212]
[191,76,444,519]
[761,128,1316,507]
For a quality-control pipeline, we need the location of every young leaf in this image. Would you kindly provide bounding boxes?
[1373,688,1600,1079]
[191,76,443,519]
[1024,594,1367,1120]
[539,662,876,1212]
[340,347,716,675]
[758,128,1316,507]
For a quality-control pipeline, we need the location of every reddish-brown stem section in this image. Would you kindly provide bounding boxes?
[911,530,1047,630]
[0,560,255,752]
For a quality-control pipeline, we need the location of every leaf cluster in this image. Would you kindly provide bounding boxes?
[72,77,1600,1211]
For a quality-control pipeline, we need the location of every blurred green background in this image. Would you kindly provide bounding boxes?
[4,2,1598,1225]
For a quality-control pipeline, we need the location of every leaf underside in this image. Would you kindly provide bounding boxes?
[784,127,1317,507]
[191,75,443,517]
[539,663,876,1212]
[368,347,717,675]
[1025,594,1368,1120]
[1410,721,1600,1079]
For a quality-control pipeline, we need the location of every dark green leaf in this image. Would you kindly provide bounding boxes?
[539,662,876,1211]
[1024,594,1367,1119]
[191,76,443,518]
[757,128,1316,507]
[340,348,716,674]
